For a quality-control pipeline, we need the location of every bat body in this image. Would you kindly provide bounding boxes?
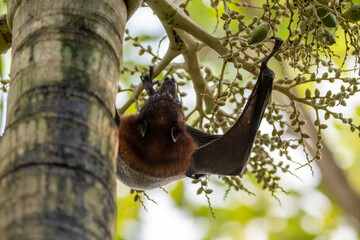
[117,76,197,189]
[116,38,283,190]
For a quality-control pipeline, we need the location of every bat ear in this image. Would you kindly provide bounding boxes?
[170,126,178,143]
[141,118,149,137]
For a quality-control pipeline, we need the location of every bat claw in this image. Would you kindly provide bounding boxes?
[140,71,151,84]
[149,65,154,79]
[141,66,157,96]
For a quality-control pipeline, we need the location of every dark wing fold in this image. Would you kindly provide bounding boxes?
[186,38,283,178]
[186,125,220,147]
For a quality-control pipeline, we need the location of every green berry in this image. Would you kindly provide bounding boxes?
[249,24,270,44]
[344,5,360,22]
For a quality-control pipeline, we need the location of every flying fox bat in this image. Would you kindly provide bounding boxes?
[116,37,283,190]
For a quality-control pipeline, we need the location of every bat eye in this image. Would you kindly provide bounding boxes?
[170,126,179,143]
[141,119,149,137]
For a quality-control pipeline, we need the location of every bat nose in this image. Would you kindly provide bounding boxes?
[156,77,178,101]
[162,77,177,90]
[164,77,175,83]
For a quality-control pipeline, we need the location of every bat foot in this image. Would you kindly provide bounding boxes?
[261,37,283,69]
[141,66,158,96]
[140,66,154,82]
[140,71,152,85]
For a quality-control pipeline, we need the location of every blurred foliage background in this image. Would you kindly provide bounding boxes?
[0,0,359,239]
[114,0,360,239]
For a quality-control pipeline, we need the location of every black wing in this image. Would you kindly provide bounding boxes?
[186,38,283,178]
[186,125,220,147]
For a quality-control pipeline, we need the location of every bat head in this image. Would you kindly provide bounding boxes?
[138,77,185,143]
[117,76,197,179]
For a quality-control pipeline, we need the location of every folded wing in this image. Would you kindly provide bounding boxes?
[186,38,283,178]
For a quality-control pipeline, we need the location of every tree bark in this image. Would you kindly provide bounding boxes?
[0,0,127,239]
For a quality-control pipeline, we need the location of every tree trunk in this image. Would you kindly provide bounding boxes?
[0,0,127,239]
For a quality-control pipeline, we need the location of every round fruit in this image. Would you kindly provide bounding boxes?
[316,8,328,18]
[322,12,337,27]
[344,5,360,22]
[317,8,337,27]
[249,24,269,44]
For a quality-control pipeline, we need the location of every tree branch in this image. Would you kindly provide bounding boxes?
[125,0,143,20]
[146,0,229,56]
[177,30,215,115]
[118,23,185,114]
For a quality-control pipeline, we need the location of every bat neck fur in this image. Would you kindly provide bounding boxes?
[118,92,197,178]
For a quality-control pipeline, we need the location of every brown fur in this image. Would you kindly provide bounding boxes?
[118,114,197,177]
